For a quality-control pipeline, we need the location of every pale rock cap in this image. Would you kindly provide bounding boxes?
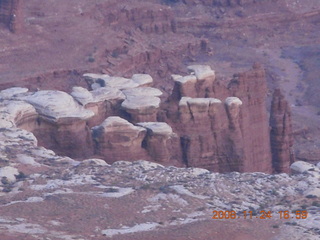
[99,116,145,133]
[103,77,139,90]
[171,74,183,81]
[121,96,160,111]
[71,86,125,106]
[71,87,94,105]
[187,65,215,80]
[23,90,94,122]
[131,74,153,86]
[225,97,243,106]
[174,75,197,84]
[0,87,29,99]
[122,87,162,98]
[179,97,221,106]
[179,97,192,107]
[137,122,173,135]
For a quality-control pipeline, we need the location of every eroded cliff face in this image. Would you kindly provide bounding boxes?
[270,89,295,173]
[164,64,273,172]
[0,65,293,173]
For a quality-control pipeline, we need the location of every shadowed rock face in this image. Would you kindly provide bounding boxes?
[0,0,22,32]
[270,89,295,173]
[0,65,294,173]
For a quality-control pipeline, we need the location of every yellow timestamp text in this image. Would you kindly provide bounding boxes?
[212,210,308,220]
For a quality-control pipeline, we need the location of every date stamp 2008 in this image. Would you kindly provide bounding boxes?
[212,210,308,220]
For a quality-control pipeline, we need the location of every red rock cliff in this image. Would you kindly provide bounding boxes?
[164,64,273,173]
[270,89,295,173]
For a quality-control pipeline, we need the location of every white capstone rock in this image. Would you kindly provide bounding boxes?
[122,87,162,98]
[179,97,192,107]
[171,74,183,81]
[187,65,215,80]
[0,87,29,99]
[70,87,94,105]
[290,161,315,173]
[179,97,221,107]
[174,75,197,84]
[71,86,125,106]
[22,90,94,122]
[137,122,173,135]
[98,116,145,133]
[131,74,153,86]
[121,96,160,111]
[225,97,243,106]
[0,166,19,183]
[103,77,139,90]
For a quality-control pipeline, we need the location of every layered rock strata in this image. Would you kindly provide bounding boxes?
[0,65,294,173]
[164,64,274,172]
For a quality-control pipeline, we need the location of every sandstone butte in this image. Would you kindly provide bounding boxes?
[0,64,294,174]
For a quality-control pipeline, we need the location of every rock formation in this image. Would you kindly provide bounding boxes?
[0,0,23,32]
[270,89,295,173]
[0,64,294,173]
[164,64,273,173]
[92,116,149,162]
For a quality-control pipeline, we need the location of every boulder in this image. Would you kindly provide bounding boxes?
[290,161,315,173]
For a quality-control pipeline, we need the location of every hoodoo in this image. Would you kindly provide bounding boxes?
[0,65,295,173]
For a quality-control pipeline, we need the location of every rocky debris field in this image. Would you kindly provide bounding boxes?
[0,124,319,239]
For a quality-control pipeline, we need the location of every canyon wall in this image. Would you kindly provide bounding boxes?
[0,65,294,173]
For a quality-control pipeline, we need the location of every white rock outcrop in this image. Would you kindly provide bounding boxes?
[71,86,125,106]
[21,90,94,123]
[290,161,315,173]
[0,166,19,183]
[187,65,215,80]
[131,74,153,87]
